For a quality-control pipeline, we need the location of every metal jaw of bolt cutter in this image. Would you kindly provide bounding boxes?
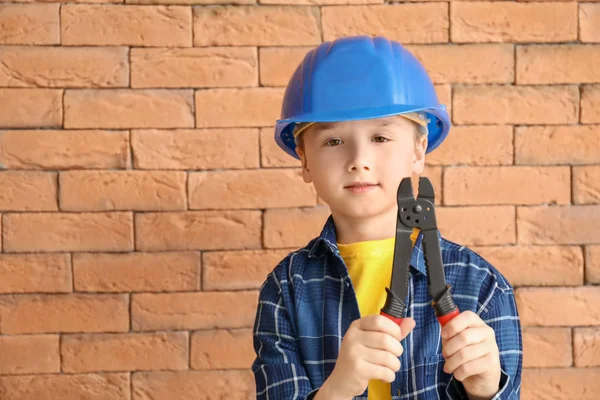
[380,177,460,328]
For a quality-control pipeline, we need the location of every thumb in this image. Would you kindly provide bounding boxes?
[398,317,416,340]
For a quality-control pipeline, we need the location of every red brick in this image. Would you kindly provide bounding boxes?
[0,130,130,170]
[522,328,571,368]
[263,206,331,249]
[0,4,59,45]
[202,249,291,290]
[128,0,254,3]
[131,47,257,88]
[0,254,71,294]
[516,287,600,326]
[60,0,122,3]
[451,2,577,43]
[0,373,129,400]
[131,291,258,331]
[73,252,199,292]
[131,129,259,170]
[259,47,312,87]
[3,212,133,252]
[193,6,320,46]
[518,206,600,245]
[0,171,58,211]
[453,85,578,125]
[195,88,283,128]
[426,126,513,166]
[64,89,194,129]
[135,211,261,251]
[261,0,381,3]
[0,89,62,128]
[407,44,514,84]
[444,166,570,206]
[322,4,449,44]
[587,245,600,284]
[435,85,451,115]
[132,370,254,400]
[62,332,188,373]
[573,166,600,205]
[471,245,583,287]
[580,3,600,43]
[436,206,515,246]
[517,45,600,84]
[515,125,600,165]
[421,166,442,206]
[191,329,253,370]
[60,171,186,211]
[0,46,128,88]
[0,335,59,374]
[61,5,191,46]
[0,294,129,334]
[188,169,316,210]
[581,85,600,123]
[574,327,600,367]
[260,127,304,168]
[522,369,600,399]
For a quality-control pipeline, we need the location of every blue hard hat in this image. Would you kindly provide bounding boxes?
[274,36,451,159]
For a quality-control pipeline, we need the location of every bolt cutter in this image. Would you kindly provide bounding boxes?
[380,177,460,328]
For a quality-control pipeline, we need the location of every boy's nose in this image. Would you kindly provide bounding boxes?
[347,145,373,172]
[348,158,372,172]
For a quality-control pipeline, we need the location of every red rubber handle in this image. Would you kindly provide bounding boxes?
[437,308,460,327]
[380,311,403,326]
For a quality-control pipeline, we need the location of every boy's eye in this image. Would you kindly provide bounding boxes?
[323,137,389,146]
[373,136,389,143]
[324,138,342,146]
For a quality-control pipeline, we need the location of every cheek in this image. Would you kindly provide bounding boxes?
[377,146,414,173]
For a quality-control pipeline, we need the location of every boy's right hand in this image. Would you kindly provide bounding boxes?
[323,315,416,400]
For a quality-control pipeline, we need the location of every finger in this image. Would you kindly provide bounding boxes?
[442,326,491,359]
[361,361,397,383]
[398,317,416,340]
[449,355,493,382]
[359,315,414,341]
[362,348,402,374]
[359,330,404,357]
[441,310,485,341]
[443,342,490,374]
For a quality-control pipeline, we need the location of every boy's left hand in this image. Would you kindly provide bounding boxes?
[441,310,501,400]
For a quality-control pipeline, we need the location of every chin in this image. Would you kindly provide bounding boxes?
[334,203,389,220]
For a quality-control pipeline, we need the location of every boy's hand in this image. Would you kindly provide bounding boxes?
[324,315,416,400]
[441,311,501,400]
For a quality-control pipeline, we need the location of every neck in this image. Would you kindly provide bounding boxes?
[333,206,398,245]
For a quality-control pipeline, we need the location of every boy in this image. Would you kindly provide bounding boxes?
[252,36,522,400]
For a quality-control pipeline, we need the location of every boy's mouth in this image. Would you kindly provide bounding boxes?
[344,182,379,193]
[344,181,378,188]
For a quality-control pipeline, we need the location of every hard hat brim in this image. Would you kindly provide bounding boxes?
[275,105,450,160]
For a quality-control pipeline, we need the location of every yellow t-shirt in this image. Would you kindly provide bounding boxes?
[337,228,419,400]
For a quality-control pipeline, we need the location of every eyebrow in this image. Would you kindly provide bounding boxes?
[314,120,398,135]
[313,122,336,134]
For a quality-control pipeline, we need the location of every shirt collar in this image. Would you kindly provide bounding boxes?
[308,214,433,277]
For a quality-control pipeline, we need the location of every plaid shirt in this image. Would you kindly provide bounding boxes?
[252,215,523,400]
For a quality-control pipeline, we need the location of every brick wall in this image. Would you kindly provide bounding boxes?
[0,1,599,399]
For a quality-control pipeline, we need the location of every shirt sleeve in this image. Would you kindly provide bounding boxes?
[252,271,320,400]
[445,285,523,400]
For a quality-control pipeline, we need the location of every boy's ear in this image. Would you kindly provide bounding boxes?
[296,146,313,184]
[412,135,428,175]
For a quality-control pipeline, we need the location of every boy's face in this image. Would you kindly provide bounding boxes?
[296,115,427,220]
